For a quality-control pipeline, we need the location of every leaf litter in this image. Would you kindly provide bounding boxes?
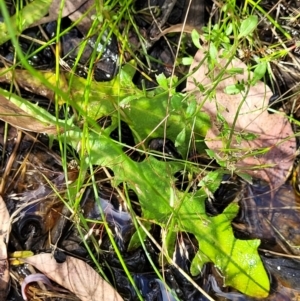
[0,94,59,134]
[22,254,123,301]
[186,47,297,189]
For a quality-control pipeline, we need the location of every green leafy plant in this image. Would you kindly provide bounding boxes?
[1,63,270,297]
[5,0,297,298]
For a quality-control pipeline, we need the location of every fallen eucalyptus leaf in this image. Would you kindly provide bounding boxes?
[0,196,10,299]
[186,48,296,189]
[0,94,60,134]
[23,253,123,301]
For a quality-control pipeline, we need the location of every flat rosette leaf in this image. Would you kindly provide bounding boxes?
[66,128,269,298]
[69,64,210,157]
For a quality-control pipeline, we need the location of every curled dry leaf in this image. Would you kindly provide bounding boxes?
[186,48,296,189]
[0,94,59,134]
[23,253,123,301]
[0,196,10,299]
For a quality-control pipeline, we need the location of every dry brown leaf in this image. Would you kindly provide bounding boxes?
[23,253,123,301]
[186,48,296,189]
[0,94,59,134]
[0,196,10,299]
